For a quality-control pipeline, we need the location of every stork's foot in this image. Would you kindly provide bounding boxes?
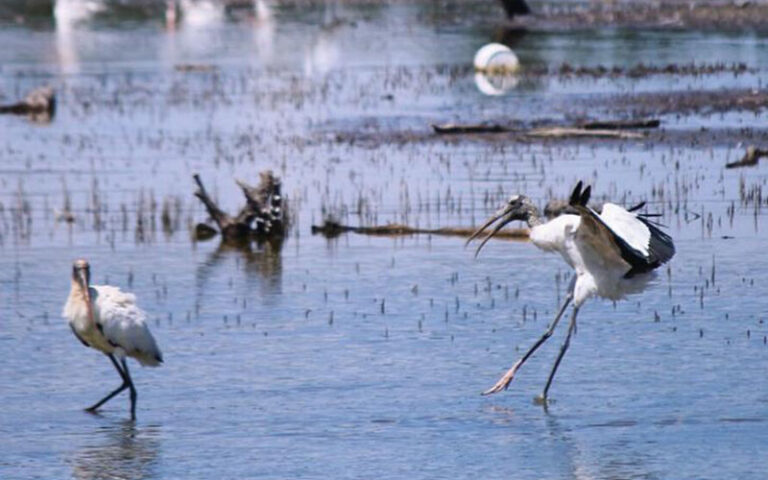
[482,359,523,396]
[83,381,129,414]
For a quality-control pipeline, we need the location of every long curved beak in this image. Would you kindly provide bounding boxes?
[77,270,94,324]
[465,204,517,258]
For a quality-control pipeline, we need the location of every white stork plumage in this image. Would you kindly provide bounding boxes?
[63,259,163,419]
[468,181,675,401]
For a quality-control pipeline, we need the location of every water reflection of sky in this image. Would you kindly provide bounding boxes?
[70,420,162,480]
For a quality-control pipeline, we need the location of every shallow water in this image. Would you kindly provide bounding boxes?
[1,1,768,479]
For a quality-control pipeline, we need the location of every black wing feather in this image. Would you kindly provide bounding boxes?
[579,185,591,206]
[569,181,583,206]
[636,216,675,269]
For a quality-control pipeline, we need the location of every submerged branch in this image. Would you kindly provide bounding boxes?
[432,123,507,134]
[311,220,529,240]
[431,119,658,139]
[193,174,232,232]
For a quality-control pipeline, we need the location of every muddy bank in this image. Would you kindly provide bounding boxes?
[330,124,768,150]
[328,85,768,148]
[602,88,768,117]
[509,2,768,31]
[548,62,753,79]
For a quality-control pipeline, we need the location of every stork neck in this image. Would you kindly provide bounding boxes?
[525,205,543,228]
[70,279,90,303]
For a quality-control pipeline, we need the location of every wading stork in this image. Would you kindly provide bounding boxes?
[467,182,675,401]
[63,259,163,419]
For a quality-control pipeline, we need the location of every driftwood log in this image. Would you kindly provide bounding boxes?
[311,220,528,240]
[431,119,659,137]
[580,119,660,130]
[193,171,286,243]
[526,127,645,139]
[0,86,56,123]
[431,123,507,134]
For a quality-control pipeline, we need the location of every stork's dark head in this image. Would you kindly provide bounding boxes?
[502,194,535,218]
[72,259,94,321]
[466,194,537,256]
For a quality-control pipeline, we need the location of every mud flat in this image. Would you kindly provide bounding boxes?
[1,2,768,480]
[504,1,768,31]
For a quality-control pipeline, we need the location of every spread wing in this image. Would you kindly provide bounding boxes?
[572,206,633,274]
[569,182,675,277]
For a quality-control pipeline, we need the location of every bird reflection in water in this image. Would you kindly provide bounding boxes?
[70,420,161,480]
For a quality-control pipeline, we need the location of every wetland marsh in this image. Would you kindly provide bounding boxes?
[1,1,768,478]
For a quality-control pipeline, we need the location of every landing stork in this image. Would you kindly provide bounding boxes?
[63,259,163,419]
[468,182,675,401]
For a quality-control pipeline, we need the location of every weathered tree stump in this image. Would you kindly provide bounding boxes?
[193,171,287,245]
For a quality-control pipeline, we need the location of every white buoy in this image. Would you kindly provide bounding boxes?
[473,43,520,95]
[473,43,520,73]
[474,72,519,96]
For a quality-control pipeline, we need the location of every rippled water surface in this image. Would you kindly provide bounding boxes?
[1,1,768,479]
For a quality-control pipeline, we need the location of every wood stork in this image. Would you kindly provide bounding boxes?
[63,259,163,419]
[178,0,225,27]
[498,0,531,18]
[467,182,675,401]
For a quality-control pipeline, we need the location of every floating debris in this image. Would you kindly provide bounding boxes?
[580,119,660,130]
[725,145,768,169]
[432,123,507,134]
[0,86,55,123]
[174,64,217,73]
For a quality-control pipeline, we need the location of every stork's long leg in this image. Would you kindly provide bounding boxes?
[121,358,138,420]
[483,278,576,396]
[86,354,128,413]
[541,306,580,401]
